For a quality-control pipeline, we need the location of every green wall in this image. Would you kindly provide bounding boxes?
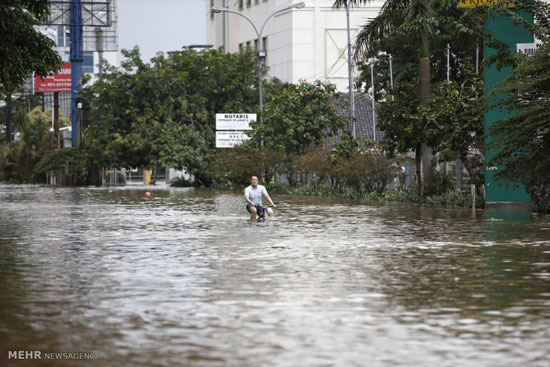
[484,11,533,204]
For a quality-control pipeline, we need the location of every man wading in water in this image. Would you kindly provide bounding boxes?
[244,176,276,222]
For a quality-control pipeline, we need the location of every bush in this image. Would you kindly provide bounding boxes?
[426,169,455,196]
[296,146,337,188]
[527,183,550,214]
[171,177,193,187]
[333,144,398,195]
[425,189,484,208]
[211,145,285,186]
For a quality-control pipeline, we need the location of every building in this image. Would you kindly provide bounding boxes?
[206,0,383,91]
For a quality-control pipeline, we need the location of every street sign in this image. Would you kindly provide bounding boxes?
[216,114,255,130]
[516,42,542,56]
[459,0,514,7]
[216,131,250,148]
[35,62,72,92]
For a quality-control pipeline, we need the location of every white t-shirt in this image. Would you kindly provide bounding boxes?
[245,184,267,206]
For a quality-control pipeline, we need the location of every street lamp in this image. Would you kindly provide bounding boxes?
[368,57,377,142]
[212,1,305,121]
[345,0,356,139]
[377,51,393,88]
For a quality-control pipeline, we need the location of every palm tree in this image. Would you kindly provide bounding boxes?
[334,0,435,196]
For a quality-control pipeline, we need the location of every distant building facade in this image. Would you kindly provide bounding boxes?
[206,0,383,91]
[39,0,120,119]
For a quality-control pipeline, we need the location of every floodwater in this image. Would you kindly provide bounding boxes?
[0,184,549,367]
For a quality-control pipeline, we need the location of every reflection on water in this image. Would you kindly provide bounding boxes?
[0,184,549,367]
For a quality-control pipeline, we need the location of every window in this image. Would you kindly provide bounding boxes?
[246,41,251,49]
[239,0,243,9]
[254,39,258,51]
[246,0,251,7]
[82,51,94,74]
[210,0,214,19]
[239,43,244,53]
[57,26,66,47]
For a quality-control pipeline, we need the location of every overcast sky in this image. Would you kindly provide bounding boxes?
[117,0,206,64]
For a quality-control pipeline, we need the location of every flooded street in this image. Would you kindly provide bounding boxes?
[1,184,549,367]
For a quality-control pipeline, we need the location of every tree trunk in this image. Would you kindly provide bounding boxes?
[416,143,423,196]
[4,93,12,143]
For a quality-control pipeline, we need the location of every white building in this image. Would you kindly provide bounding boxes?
[206,0,383,91]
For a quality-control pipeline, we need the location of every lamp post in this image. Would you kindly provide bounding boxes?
[345,0,356,138]
[378,51,393,101]
[212,1,305,119]
[368,57,377,142]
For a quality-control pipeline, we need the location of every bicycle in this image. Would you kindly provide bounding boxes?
[256,205,274,222]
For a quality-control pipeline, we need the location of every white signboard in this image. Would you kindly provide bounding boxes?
[516,42,542,56]
[216,131,250,148]
[216,113,255,130]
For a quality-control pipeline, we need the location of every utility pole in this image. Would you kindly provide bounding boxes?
[345,1,355,138]
[96,28,104,77]
[370,63,376,142]
[446,43,451,83]
[389,54,393,88]
[70,0,83,147]
[54,92,60,148]
[223,0,228,54]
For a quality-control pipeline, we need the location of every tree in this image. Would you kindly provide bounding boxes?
[334,0,437,195]
[378,61,484,189]
[1,0,61,141]
[250,80,346,185]
[0,106,56,181]
[84,47,260,185]
[489,40,550,213]
[333,0,487,195]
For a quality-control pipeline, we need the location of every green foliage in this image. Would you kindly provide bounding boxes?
[296,145,337,188]
[84,47,260,185]
[378,61,484,189]
[425,169,455,196]
[333,140,399,195]
[31,148,81,182]
[212,145,285,186]
[0,0,62,94]
[252,80,346,155]
[0,106,56,182]
[489,40,550,213]
[424,189,483,209]
[170,177,193,187]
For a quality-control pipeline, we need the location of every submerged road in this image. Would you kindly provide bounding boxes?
[0,184,549,367]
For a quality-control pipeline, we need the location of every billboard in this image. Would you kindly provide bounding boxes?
[35,62,71,92]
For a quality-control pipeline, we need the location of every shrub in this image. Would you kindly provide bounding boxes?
[334,144,398,195]
[426,169,455,196]
[171,177,193,187]
[211,145,285,186]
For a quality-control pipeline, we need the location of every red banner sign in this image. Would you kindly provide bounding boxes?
[35,62,72,92]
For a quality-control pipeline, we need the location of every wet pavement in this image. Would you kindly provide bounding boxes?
[0,184,549,367]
